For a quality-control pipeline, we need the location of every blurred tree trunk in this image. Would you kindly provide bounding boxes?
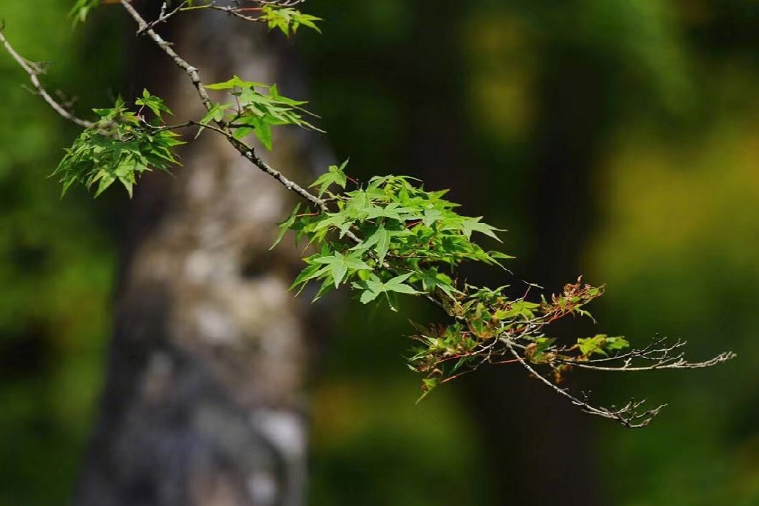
[74,4,328,506]
[461,41,610,506]
[406,2,604,504]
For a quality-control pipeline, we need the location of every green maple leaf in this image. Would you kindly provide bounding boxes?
[310,160,348,197]
[312,251,371,288]
[459,217,503,242]
[271,203,301,249]
[355,273,419,307]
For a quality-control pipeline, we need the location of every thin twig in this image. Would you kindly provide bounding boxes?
[120,0,215,112]
[180,3,261,23]
[0,26,93,128]
[555,349,736,372]
[137,1,189,34]
[504,341,665,428]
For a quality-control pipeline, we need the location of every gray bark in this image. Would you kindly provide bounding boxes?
[75,6,327,506]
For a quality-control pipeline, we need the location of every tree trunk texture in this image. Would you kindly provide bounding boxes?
[458,43,609,506]
[75,4,328,506]
[406,2,604,504]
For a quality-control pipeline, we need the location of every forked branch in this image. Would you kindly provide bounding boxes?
[505,341,666,428]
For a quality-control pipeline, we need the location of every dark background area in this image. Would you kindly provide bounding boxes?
[1,0,758,504]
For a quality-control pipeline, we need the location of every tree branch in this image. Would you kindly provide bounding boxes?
[504,341,665,428]
[119,0,331,206]
[0,25,93,129]
[2,2,733,428]
[554,337,736,372]
[136,1,189,34]
[117,3,448,305]
[179,3,261,23]
[120,0,215,112]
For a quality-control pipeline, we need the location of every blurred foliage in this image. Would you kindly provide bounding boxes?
[309,301,489,505]
[589,107,759,504]
[0,1,122,504]
[2,0,759,505]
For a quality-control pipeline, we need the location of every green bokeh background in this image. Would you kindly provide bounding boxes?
[1,1,758,504]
